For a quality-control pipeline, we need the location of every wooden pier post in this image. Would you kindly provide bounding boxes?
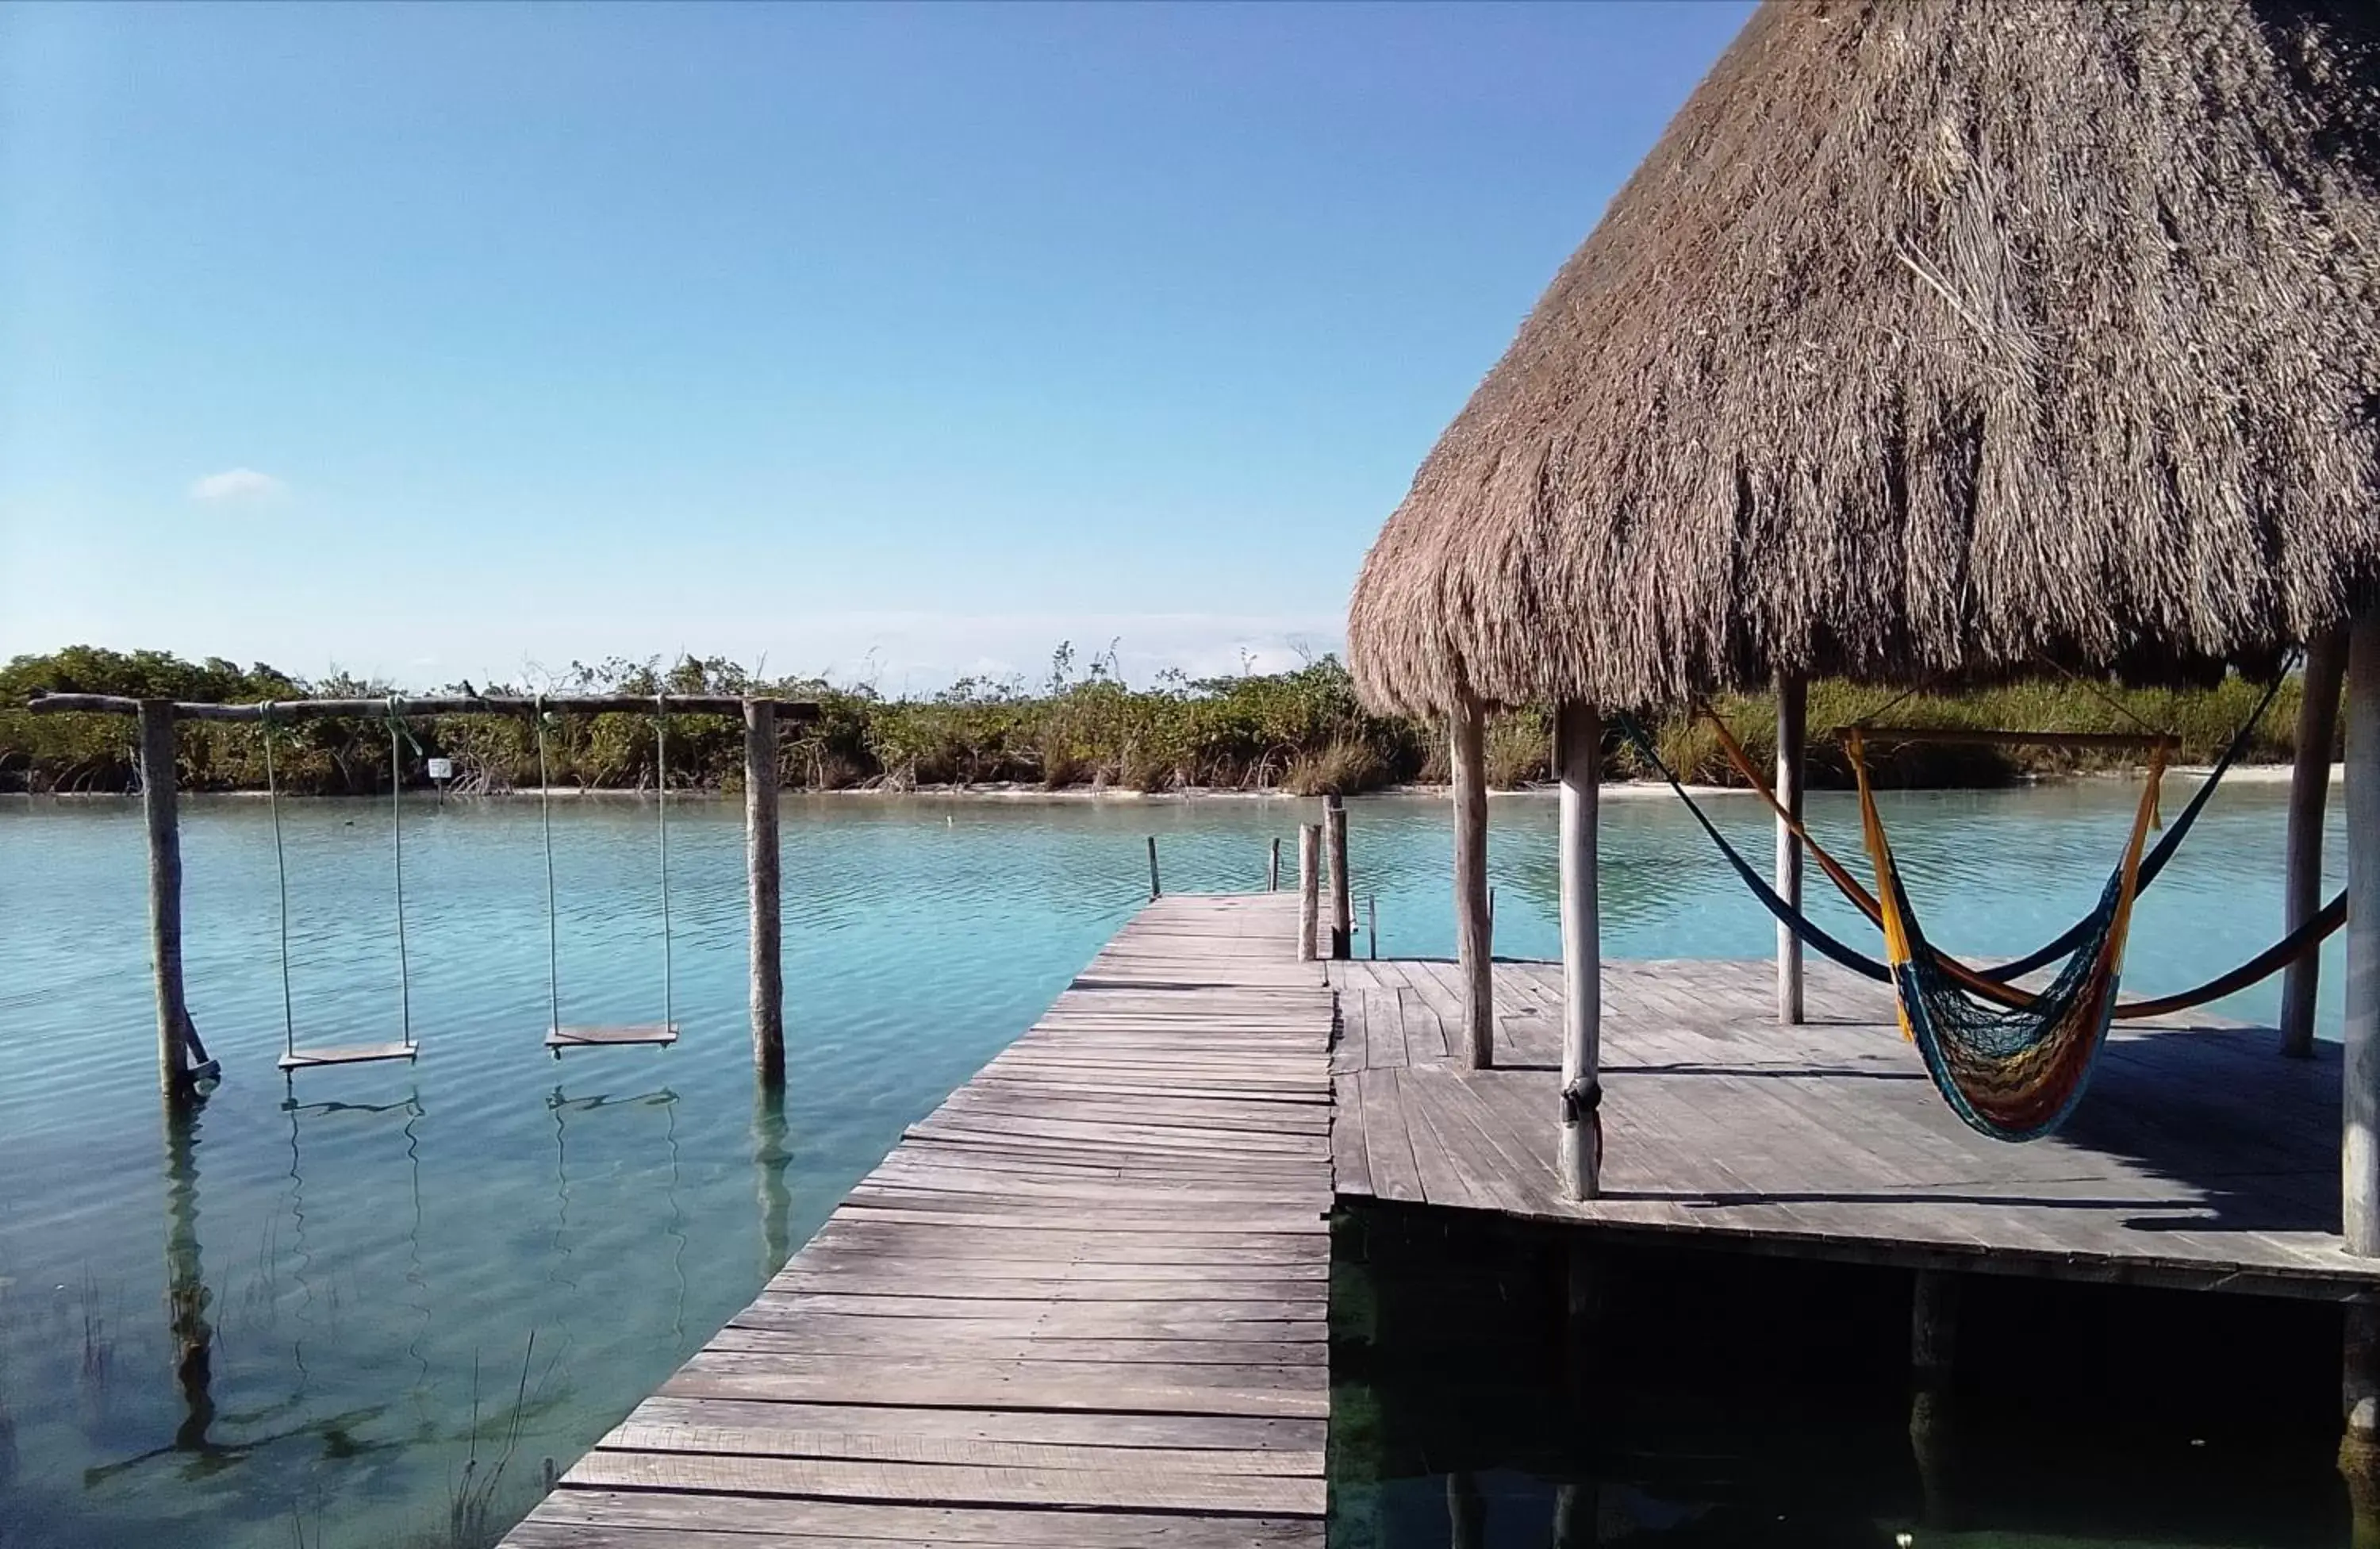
[745,698,785,1089]
[1555,701,1603,1199]
[1551,1483,1592,1548]
[2348,610,2380,1255]
[1451,693,1494,1069]
[1325,795,1351,959]
[139,699,198,1105]
[1447,1470,1486,1549]
[1147,836,1162,900]
[1269,836,1280,892]
[2285,632,2346,1058]
[1775,675,1806,1024]
[2345,1297,2380,1541]
[1910,1268,1962,1528]
[1297,824,1321,963]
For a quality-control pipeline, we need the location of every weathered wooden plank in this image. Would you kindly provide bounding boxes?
[1325,951,2380,1296]
[519,1490,1324,1546]
[564,1451,1326,1517]
[618,1397,1325,1453]
[1355,1067,1423,1203]
[1330,1074,1372,1197]
[709,1328,1328,1366]
[662,1366,1326,1419]
[604,1420,1323,1477]
[502,893,1332,1549]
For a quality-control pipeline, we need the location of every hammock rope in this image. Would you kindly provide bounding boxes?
[1690,668,2293,994]
[1612,712,2345,1027]
[1849,729,2163,1140]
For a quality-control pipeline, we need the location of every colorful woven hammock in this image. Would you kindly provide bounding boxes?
[1846,730,2167,1140]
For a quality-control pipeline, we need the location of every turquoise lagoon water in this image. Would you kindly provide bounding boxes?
[0,781,2350,1547]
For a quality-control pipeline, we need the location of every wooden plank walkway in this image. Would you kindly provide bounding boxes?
[1331,956,2378,1297]
[503,892,1333,1549]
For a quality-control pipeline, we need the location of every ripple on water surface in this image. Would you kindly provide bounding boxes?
[0,784,2345,1547]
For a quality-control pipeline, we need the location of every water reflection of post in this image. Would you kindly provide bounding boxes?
[1551,1481,1597,1547]
[1907,1269,1961,1532]
[1447,1470,1487,1549]
[752,1083,793,1281]
[2342,1299,2380,1548]
[162,1096,216,1451]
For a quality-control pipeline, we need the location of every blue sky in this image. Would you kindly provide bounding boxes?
[0,1,1751,693]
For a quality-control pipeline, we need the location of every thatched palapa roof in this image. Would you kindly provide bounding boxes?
[1349,0,2380,717]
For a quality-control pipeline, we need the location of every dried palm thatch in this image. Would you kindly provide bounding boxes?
[1349,0,2380,717]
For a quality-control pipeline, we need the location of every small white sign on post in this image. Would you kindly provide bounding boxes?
[425,757,454,782]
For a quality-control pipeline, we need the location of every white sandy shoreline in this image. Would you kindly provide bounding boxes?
[8,763,2328,804]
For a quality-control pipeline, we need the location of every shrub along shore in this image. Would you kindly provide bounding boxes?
[0,644,2316,798]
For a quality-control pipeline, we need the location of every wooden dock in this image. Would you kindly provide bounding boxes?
[499,890,2380,1547]
[501,892,1334,1549]
[1331,955,2378,1298]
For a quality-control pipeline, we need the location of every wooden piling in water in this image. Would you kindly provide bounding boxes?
[1297,824,1321,963]
[1269,835,1281,892]
[1451,693,1493,1069]
[1556,701,1602,1200]
[1325,795,1351,959]
[2345,1297,2380,1538]
[2346,611,2380,1256]
[139,699,198,1106]
[1775,674,1807,1025]
[745,698,785,1089]
[2284,631,2345,1059]
[1146,836,1162,899]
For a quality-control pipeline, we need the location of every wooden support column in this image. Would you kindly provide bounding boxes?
[1325,794,1351,959]
[2347,610,2380,1255]
[1451,693,1494,1069]
[1551,1483,1592,1548]
[2345,1297,2380,1541]
[1268,836,1280,892]
[139,699,196,1105]
[1775,674,1807,1024]
[1146,836,1162,900]
[1297,824,1321,963]
[1910,1267,1962,1528]
[2285,631,2347,1057]
[744,698,785,1089]
[1448,1470,1487,1549]
[1555,700,1603,1199]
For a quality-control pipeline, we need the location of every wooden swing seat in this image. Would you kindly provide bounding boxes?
[545,1024,680,1051]
[278,1041,417,1071]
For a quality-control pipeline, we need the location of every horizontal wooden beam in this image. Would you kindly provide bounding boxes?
[25,693,822,724]
[1840,726,2176,752]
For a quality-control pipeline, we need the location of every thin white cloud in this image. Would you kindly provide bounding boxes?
[187,467,287,504]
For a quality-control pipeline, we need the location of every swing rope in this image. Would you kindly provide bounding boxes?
[386,695,417,1051]
[656,694,674,1036]
[536,695,562,1037]
[262,702,298,1062]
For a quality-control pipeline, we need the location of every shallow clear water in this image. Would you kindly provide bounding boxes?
[0,781,2347,1547]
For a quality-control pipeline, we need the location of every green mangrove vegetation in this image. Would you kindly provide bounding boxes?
[0,644,2314,798]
